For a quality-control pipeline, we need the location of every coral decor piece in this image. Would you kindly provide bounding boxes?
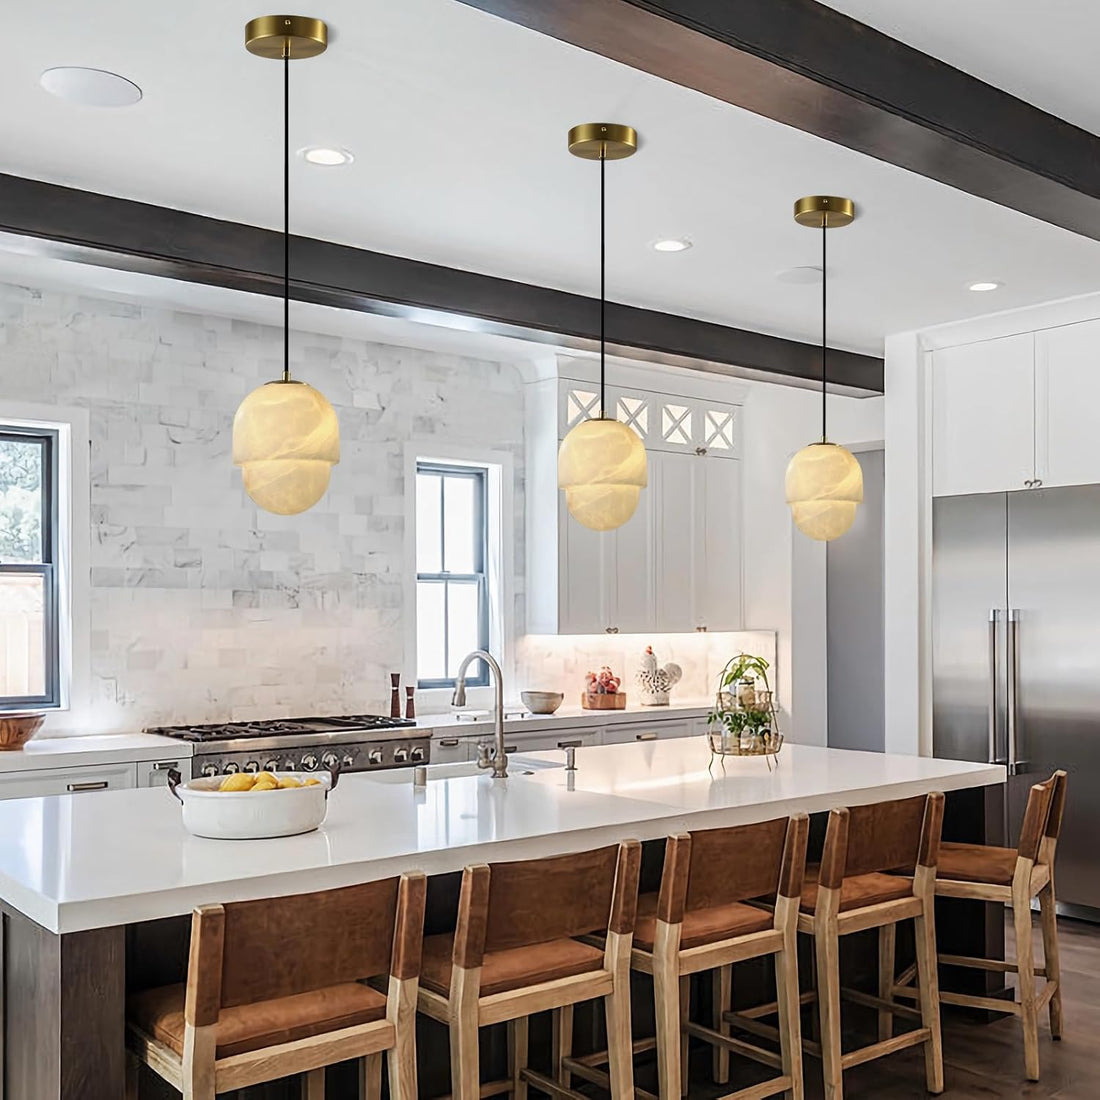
[582,665,626,709]
[635,646,683,706]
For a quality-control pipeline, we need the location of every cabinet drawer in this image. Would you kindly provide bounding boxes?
[431,737,472,764]
[601,720,694,745]
[137,758,187,787]
[0,762,137,800]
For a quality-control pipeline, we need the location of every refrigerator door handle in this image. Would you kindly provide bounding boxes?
[1007,609,1026,776]
[988,609,1003,764]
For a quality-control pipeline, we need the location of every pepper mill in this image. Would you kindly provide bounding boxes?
[405,685,416,720]
[389,673,401,719]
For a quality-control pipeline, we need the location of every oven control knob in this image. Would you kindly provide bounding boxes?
[243,761,260,773]
[222,762,240,775]
[201,763,219,778]
[321,752,340,770]
[301,754,319,771]
[367,748,385,766]
[342,754,356,769]
[282,760,298,772]
[410,746,426,763]
[393,747,410,764]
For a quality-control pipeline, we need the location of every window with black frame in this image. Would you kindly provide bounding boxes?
[0,427,60,710]
[415,462,490,688]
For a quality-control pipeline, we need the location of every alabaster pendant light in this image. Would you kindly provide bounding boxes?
[233,16,339,516]
[557,123,648,532]
[785,196,863,541]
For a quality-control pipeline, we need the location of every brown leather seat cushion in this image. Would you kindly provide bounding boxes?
[128,981,387,1059]
[420,933,605,997]
[800,865,913,914]
[936,842,1019,886]
[633,891,774,951]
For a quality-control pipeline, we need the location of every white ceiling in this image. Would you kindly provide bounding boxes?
[3,0,1100,355]
[819,1,1100,137]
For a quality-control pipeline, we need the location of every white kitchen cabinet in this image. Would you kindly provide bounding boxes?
[137,757,187,786]
[931,334,1035,496]
[600,719,695,745]
[0,762,137,800]
[1036,320,1100,489]
[931,334,1036,496]
[431,736,472,764]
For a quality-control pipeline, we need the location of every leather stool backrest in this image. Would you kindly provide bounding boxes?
[1019,770,1067,865]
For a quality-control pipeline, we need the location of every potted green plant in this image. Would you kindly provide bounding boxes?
[707,652,779,754]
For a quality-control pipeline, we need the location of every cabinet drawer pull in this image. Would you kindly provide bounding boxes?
[557,739,583,749]
[605,626,619,634]
[504,745,519,754]
[439,738,460,747]
[67,781,109,792]
[151,761,180,771]
[695,625,708,632]
[635,732,659,742]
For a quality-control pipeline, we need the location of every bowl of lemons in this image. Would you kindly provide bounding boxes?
[167,768,337,839]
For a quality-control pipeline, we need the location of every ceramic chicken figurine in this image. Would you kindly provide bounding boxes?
[636,646,683,706]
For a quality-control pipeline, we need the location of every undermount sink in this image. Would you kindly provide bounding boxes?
[362,758,562,784]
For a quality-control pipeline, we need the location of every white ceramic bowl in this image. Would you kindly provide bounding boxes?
[521,690,564,715]
[168,770,337,840]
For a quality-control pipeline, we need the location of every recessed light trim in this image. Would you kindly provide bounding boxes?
[652,237,692,252]
[969,280,1001,292]
[40,66,142,107]
[299,145,354,166]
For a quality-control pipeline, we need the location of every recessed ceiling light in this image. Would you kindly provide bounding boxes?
[969,281,1002,292]
[776,265,824,285]
[39,67,142,107]
[652,237,692,252]
[299,146,354,167]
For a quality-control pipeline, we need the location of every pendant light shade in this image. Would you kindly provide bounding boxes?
[559,417,648,531]
[786,195,861,542]
[234,15,339,515]
[557,123,646,532]
[785,441,863,541]
[232,380,340,515]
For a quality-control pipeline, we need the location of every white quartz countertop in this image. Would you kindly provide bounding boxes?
[0,739,1004,934]
[417,699,714,736]
[0,733,191,773]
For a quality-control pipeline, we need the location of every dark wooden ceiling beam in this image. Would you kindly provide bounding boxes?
[457,0,1100,242]
[0,172,882,392]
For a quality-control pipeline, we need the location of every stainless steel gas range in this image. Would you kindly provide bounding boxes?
[145,715,430,779]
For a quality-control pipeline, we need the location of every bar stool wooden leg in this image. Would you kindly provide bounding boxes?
[878,923,896,1041]
[604,930,636,1100]
[302,1067,325,1099]
[552,1005,574,1088]
[1039,880,1063,1040]
[712,964,732,1085]
[653,921,682,1100]
[449,965,481,1100]
[814,922,844,1100]
[679,974,691,1095]
[913,871,944,1094]
[359,1054,382,1100]
[1012,879,1041,1081]
[508,1016,529,1100]
[125,1052,140,1100]
[774,904,805,1100]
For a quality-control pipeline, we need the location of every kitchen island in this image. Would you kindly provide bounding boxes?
[0,740,1005,1098]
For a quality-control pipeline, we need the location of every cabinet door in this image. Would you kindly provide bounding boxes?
[559,496,607,634]
[0,762,137,800]
[605,480,654,634]
[430,737,471,764]
[601,719,694,745]
[1036,320,1100,489]
[653,451,698,632]
[931,334,1035,496]
[699,458,743,631]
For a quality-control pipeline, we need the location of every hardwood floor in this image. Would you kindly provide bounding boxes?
[661,912,1100,1100]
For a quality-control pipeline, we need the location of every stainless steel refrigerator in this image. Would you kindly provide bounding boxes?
[933,485,1100,916]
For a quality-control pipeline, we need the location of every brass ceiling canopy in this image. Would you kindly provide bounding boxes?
[245,14,328,59]
[793,195,855,229]
[567,123,638,161]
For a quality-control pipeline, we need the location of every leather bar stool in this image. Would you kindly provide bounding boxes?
[125,873,425,1100]
[888,770,1067,1081]
[794,793,945,1100]
[555,815,810,1100]
[416,841,641,1100]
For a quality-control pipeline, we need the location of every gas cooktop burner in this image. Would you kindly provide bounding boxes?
[147,714,417,743]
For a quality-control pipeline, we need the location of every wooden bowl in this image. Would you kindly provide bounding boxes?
[0,711,45,751]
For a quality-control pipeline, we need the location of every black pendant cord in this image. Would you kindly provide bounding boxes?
[820,220,827,442]
[282,51,291,383]
[599,148,607,418]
